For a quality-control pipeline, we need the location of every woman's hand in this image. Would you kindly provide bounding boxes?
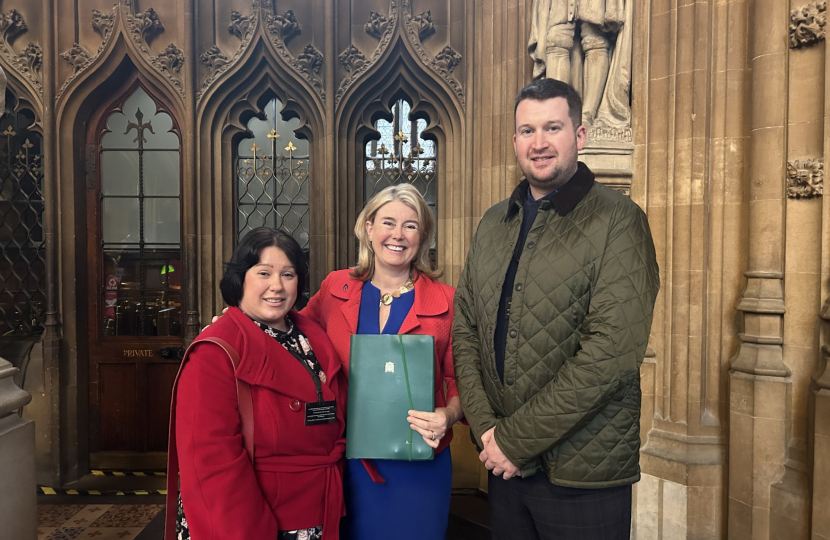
[407,409,451,448]
[407,397,463,448]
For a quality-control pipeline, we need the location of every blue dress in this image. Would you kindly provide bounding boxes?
[341,282,452,539]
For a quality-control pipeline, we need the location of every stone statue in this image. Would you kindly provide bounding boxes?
[529,0,632,136]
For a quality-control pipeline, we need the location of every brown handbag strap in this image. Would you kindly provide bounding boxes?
[197,336,255,463]
[165,336,254,540]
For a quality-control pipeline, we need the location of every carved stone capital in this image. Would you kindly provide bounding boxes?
[199,6,258,100]
[434,45,462,73]
[59,6,117,99]
[337,3,398,108]
[0,9,42,96]
[0,9,27,46]
[266,10,301,44]
[365,11,392,40]
[153,43,185,75]
[787,159,823,198]
[200,45,230,71]
[229,9,254,40]
[60,43,93,74]
[339,45,367,73]
[91,8,115,44]
[21,42,41,76]
[402,1,465,108]
[123,7,184,98]
[412,11,435,41]
[132,7,164,45]
[588,125,633,143]
[298,44,323,75]
[790,1,826,48]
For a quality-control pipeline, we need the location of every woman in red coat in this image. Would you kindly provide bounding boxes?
[303,184,463,539]
[168,228,346,540]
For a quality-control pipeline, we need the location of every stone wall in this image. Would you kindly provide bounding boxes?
[630,0,830,538]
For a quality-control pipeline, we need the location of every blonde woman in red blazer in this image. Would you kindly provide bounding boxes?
[303,183,463,540]
[170,229,346,540]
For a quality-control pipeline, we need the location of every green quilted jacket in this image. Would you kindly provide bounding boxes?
[453,164,660,488]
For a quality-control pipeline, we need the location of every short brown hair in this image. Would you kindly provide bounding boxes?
[514,78,583,129]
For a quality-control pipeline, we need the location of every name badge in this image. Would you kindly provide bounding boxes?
[305,400,337,426]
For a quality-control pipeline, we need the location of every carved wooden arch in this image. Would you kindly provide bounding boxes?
[57,47,185,328]
[47,53,185,478]
[195,2,325,112]
[196,39,326,315]
[56,34,185,126]
[69,64,183,330]
[56,5,185,113]
[334,40,465,274]
[89,75,183,148]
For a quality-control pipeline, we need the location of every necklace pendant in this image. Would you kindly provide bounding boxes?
[377,277,414,308]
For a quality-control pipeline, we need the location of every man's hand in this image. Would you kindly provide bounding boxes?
[478,426,520,479]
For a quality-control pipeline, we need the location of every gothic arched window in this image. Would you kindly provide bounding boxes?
[236,97,310,288]
[0,92,44,336]
[97,85,182,337]
[365,99,437,252]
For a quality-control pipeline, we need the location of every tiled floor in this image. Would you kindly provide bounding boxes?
[37,503,164,540]
[36,493,489,539]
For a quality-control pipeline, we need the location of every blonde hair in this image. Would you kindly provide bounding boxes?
[350,183,442,281]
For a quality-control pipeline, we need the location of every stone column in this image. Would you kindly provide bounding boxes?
[0,358,35,540]
[182,0,199,343]
[810,31,830,539]
[814,321,830,540]
[634,0,742,537]
[727,0,791,538]
[40,0,62,486]
[766,1,827,535]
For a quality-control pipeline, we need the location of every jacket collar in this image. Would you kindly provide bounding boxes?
[327,268,449,335]
[226,307,338,403]
[506,161,595,220]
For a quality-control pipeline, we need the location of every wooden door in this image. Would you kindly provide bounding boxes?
[86,81,184,470]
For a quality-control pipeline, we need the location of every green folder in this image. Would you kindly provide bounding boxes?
[346,334,435,460]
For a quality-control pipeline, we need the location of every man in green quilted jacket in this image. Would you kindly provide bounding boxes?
[453,78,659,539]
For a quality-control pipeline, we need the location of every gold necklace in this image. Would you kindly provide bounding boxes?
[378,278,415,307]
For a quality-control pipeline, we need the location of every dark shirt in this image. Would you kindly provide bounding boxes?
[493,163,595,381]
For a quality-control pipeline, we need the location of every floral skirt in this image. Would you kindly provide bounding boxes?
[177,494,322,540]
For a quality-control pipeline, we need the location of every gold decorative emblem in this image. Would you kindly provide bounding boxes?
[379,279,415,306]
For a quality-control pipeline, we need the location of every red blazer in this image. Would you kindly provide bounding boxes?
[174,307,346,540]
[303,268,458,454]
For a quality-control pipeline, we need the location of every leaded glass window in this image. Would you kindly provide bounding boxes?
[0,93,44,336]
[365,99,437,249]
[236,97,310,288]
[98,86,182,337]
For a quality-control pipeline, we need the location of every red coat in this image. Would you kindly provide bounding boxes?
[172,307,346,540]
[303,268,458,454]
